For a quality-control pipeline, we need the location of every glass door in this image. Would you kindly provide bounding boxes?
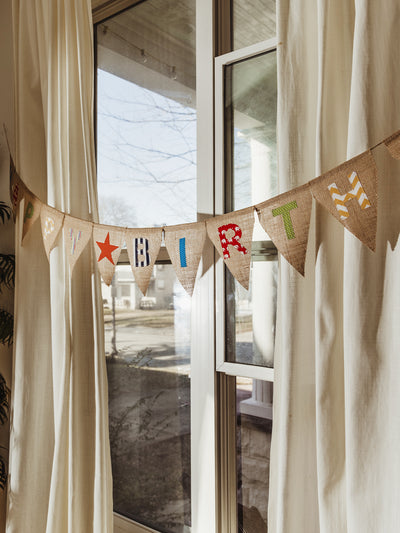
[95,1,277,532]
[96,2,197,531]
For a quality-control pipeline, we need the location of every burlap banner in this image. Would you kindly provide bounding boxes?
[125,227,162,295]
[10,127,400,286]
[206,207,255,290]
[22,190,42,242]
[164,221,207,296]
[40,204,64,259]
[384,129,400,159]
[9,157,25,220]
[310,150,378,251]
[93,224,125,286]
[256,184,312,275]
[63,215,93,273]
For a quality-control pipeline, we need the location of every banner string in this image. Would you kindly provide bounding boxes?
[7,127,400,289]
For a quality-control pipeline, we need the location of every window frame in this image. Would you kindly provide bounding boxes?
[94,1,217,532]
[214,38,278,383]
[94,2,277,532]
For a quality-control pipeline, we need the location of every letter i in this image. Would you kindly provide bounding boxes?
[179,237,187,267]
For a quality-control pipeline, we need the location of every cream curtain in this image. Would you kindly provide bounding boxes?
[269,1,400,531]
[7,1,113,532]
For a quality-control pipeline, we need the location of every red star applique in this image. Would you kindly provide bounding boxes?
[96,232,119,264]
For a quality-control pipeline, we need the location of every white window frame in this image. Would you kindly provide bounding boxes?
[214,38,278,383]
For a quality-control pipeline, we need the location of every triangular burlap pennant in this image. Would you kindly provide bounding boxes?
[164,221,207,296]
[22,190,42,243]
[384,130,400,159]
[310,150,378,251]
[9,156,25,219]
[63,215,93,274]
[206,207,255,290]
[40,205,64,259]
[125,227,162,295]
[255,184,312,276]
[93,224,125,286]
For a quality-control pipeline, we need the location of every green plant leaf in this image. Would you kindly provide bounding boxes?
[0,309,13,346]
[0,374,9,425]
[0,202,11,225]
[0,254,15,291]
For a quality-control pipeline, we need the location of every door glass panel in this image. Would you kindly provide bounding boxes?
[236,377,272,532]
[224,50,277,368]
[104,265,191,532]
[97,0,196,228]
[232,0,276,51]
[96,1,195,531]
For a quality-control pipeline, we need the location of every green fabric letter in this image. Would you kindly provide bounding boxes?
[272,200,298,240]
[24,202,34,223]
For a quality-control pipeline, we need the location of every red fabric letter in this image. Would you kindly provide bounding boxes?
[218,223,248,259]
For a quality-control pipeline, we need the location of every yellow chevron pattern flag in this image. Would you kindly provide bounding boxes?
[328,171,371,219]
[310,150,378,251]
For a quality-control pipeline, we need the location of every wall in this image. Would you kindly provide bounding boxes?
[0,0,14,528]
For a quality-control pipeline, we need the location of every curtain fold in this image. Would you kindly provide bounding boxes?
[7,1,113,532]
[270,0,400,531]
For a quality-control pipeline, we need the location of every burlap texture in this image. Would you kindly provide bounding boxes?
[9,156,25,220]
[206,206,255,290]
[93,224,125,286]
[40,204,64,259]
[21,190,42,243]
[310,150,378,251]
[63,215,93,273]
[256,184,312,276]
[125,227,162,295]
[384,130,400,159]
[164,221,207,295]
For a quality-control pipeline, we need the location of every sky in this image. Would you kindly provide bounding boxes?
[97,69,197,228]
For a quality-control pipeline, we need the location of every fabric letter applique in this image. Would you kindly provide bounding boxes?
[206,207,254,290]
[217,223,248,259]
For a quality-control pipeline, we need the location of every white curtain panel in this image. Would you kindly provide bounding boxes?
[7,1,113,532]
[269,1,400,532]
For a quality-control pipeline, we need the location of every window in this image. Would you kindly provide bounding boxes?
[215,35,277,532]
[96,2,195,531]
[94,1,277,532]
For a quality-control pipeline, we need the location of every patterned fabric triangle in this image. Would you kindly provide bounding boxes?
[164,221,206,296]
[40,205,64,259]
[256,184,312,275]
[93,225,125,286]
[206,207,255,290]
[63,215,93,273]
[310,150,378,251]
[125,227,162,295]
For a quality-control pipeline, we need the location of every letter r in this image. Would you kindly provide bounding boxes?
[217,223,248,259]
